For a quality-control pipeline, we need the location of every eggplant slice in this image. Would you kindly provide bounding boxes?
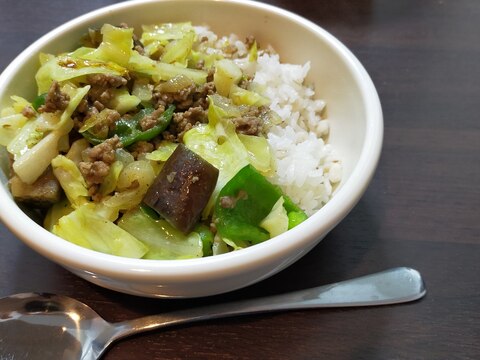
[142,144,219,234]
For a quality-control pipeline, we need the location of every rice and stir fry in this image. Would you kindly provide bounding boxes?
[0,23,341,259]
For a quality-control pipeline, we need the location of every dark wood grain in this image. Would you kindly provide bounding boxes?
[1,0,479,359]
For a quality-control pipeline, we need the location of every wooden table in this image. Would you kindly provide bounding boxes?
[0,0,479,359]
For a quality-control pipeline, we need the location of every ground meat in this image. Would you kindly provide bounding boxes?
[219,190,248,209]
[193,82,215,109]
[88,73,127,89]
[232,116,262,136]
[82,136,120,164]
[38,81,70,113]
[88,88,112,108]
[104,109,121,129]
[76,98,89,114]
[153,81,215,111]
[219,196,236,209]
[153,83,196,111]
[231,106,268,136]
[129,141,154,160]
[79,161,110,186]
[72,74,127,129]
[206,68,215,83]
[21,106,36,118]
[162,106,207,142]
[86,74,128,108]
[79,136,121,198]
[139,105,165,131]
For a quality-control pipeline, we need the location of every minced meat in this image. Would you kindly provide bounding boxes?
[139,105,166,131]
[231,106,268,136]
[129,141,154,160]
[85,74,128,110]
[38,81,70,113]
[81,135,120,164]
[79,161,110,186]
[153,81,215,111]
[153,83,196,111]
[162,106,207,142]
[232,116,262,136]
[21,106,36,118]
[79,136,121,198]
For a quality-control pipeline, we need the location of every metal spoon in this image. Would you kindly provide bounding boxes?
[0,267,425,360]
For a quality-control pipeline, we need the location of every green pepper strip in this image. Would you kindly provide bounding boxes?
[214,164,307,245]
[82,104,175,146]
[194,224,214,257]
[114,104,175,147]
[32,93,47,111]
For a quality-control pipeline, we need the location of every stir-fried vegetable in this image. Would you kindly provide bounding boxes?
[142,144,219,234]
[118,207,204,259]
[52,203,149,258]
[81,105,175,146]
[214,164,307,246]
[1,21,311,259]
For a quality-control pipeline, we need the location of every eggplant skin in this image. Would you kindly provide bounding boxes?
[142,144,219,234]
[9,166,61,208]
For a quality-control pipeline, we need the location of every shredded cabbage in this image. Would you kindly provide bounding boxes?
[82,24,133,67]
[107,88,141,115]
[36,55,126,95]
[141,22,195,45]
[51,155,89,207]
[10,85,89,184]
[2,21,313,259]
[183,95,272,217]
[53,203,148,258]
[259,197,289,237]
[118,208,203,260]
[0,114,28,147]
[103,160,155,213]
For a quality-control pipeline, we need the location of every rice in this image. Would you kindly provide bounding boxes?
[253,54,342,216]
[197,26,343,215]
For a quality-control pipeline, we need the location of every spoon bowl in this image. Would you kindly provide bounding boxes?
[0,267,426,360]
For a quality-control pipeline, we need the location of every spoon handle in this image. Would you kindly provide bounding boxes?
[112,267,426,340]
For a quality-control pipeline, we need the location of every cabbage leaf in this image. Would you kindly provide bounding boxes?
[10,85,90,184]
[51,155,89,207]
[82,24,133,67]
[103,160,155,213]
[118,208,203,260]
[259,196,289,238]
[0,114,29,147]
[52,203,148,258]
[36,55,126,95]
[183,95,272,216]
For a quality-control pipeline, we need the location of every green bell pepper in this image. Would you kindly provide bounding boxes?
[214,164,307,245]
[82,104,175,146]
[31,93,47,111]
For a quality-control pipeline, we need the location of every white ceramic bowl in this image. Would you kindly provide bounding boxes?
[0,0,382,298]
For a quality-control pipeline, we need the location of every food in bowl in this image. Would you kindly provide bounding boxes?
[0,0,383,298]
[0,21,342,260]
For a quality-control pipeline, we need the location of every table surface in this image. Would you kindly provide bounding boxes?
[0,0,479,359]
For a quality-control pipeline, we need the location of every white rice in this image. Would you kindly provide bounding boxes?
[195,26,342,215]
[253,54,342,216]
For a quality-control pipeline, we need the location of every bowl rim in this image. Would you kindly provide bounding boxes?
[0,0,383,282]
